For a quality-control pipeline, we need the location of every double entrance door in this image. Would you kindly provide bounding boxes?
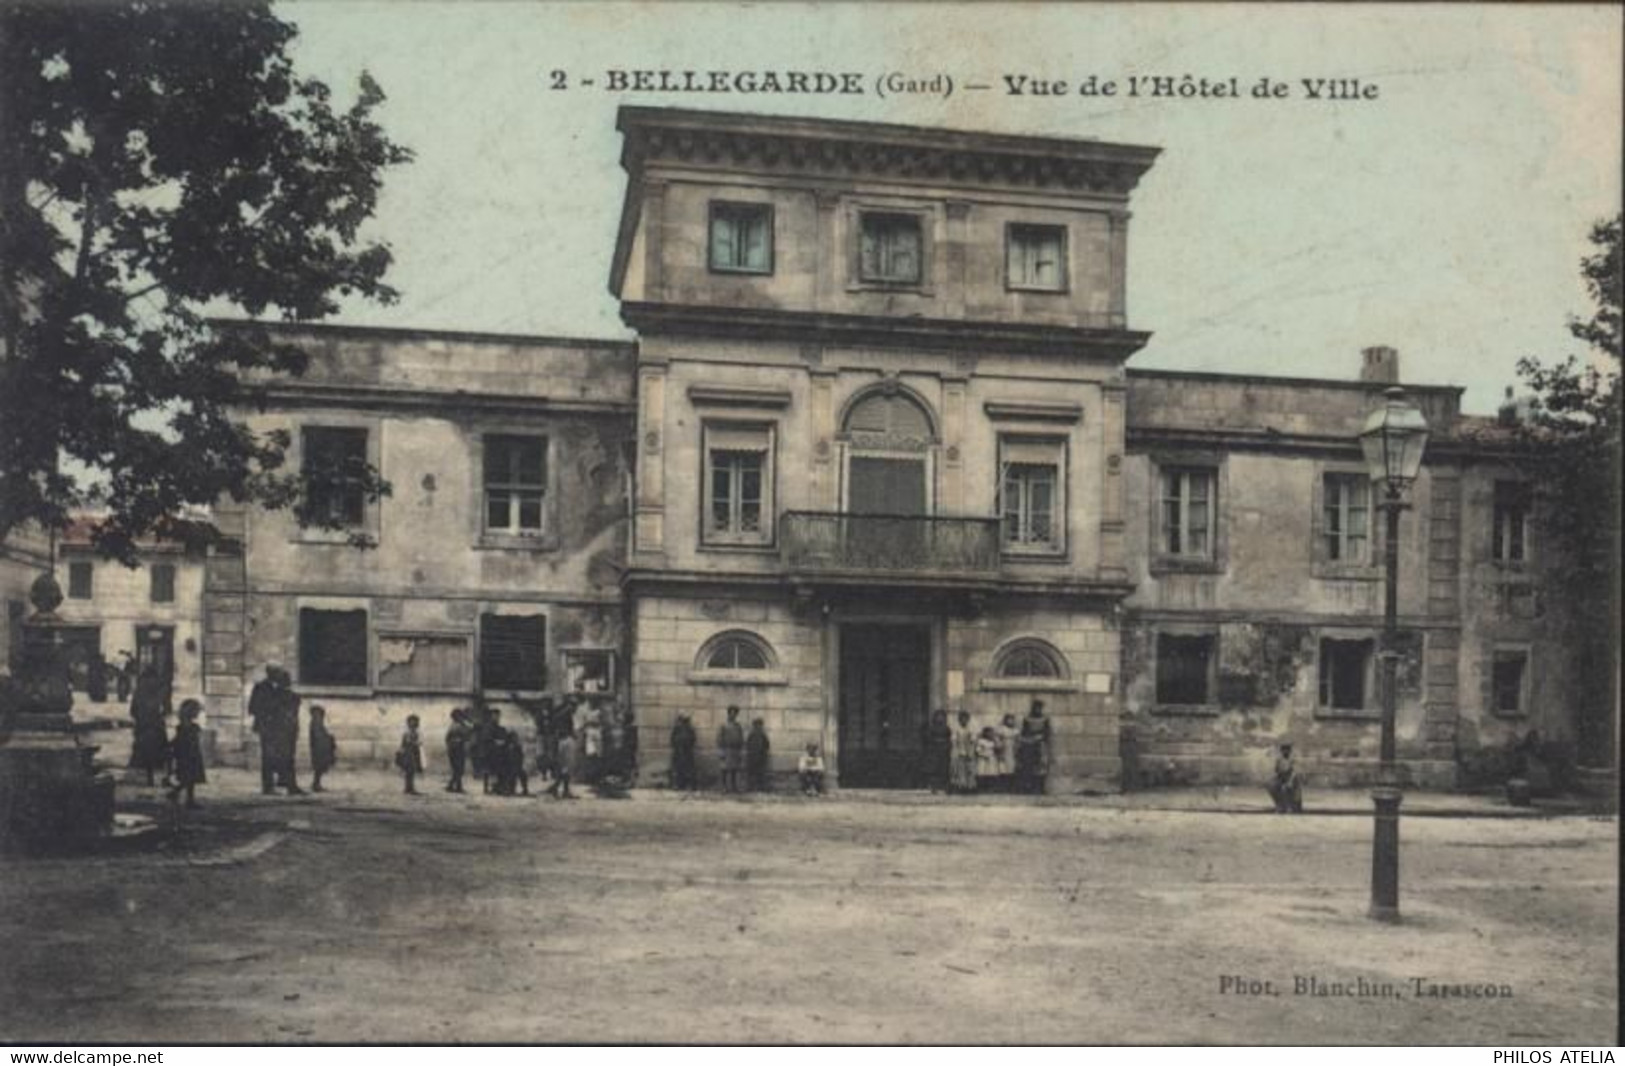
[837,623,930,789]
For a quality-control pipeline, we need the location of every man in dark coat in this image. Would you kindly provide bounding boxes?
[670,712,697,791]
[717,705,745,794]
[248,665,304,795]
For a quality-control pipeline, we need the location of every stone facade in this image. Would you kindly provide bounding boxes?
[215,325,636,768]
[614,108,1155,790]
[117,106,1601,790]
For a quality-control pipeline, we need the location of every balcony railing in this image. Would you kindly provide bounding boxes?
[780,511,1001,576]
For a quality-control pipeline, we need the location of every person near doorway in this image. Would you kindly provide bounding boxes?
[115,651,134,702]
[996,713,1020,792]
[717,705,745,793]
[798,743,826,796]
[308,705,337,792]
[949,710,979,794]
[445,707,472,793]
[396,714,424,795]
[922,709,952,792]
[745,717,771,792]
[670,712,697,791]
[1015,700,1052,795]
[167,698,206,809]
[128,663,171,786]
[976,726,1001,791]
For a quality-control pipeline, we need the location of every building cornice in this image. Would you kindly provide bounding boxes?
[616,107,1161,198]
[243,382,635,418]
[621,565,1136,604]
[622,301,1151,362]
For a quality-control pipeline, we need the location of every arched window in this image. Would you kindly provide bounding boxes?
[695,630,778,675]
[842,390,934,451]
[992,638,1068,681]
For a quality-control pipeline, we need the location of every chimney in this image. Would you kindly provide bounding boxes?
[1497,385,1519,427]
[1360,346,1400,384]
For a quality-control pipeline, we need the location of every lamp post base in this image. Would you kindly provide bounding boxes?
[1369,786,1403,923]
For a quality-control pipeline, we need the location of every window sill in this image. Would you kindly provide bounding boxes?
[981,677,1079,693]
[699,538,777,554]
[291,527,371,546]
[1005,283,1070,295]
[1152,703,1221,717]
[1149,556,1224,576]
[1001,546,1069,563]
[1313,708,1382,721]
[1490,561,1533,577]
[475,532,561,553]
[687,670,789,687]
[848,279,933,296]
[293,684,375,699]
[708,265,774,277]
[1312,563,1380,582]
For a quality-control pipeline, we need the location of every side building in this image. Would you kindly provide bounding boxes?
[1117,352,1593,788]
[210,325,635,768]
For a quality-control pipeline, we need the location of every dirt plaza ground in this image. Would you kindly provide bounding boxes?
[0,771,1615,1045]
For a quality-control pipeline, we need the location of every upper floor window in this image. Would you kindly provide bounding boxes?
[301,426,368,527]
[1006,224,1067,291]
[1493,481,1530,563]
[703,424,774,547]
[859,212,922,284]
[999,437,1065,555]
[708,202,773,274]
[67,560,93,600]
[149,563,176,604]
[1323,473,1371,563]
[484,434,547,536]
[1160,466,1215,559]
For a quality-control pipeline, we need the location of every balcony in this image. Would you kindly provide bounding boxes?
[780,511,1001,578]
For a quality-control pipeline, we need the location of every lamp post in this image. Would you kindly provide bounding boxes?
[1357,385,1430,923]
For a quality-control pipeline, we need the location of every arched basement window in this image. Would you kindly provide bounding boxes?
[697,630,776,672]
[993,638,1068,680]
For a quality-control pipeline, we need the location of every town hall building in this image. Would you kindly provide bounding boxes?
[42,107,1606,793]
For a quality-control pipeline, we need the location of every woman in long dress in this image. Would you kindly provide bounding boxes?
[1015,700,1053,795]
[949,710,979,793]
[128,665,171,786]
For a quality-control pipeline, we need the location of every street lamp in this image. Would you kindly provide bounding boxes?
[1357,385,1431,923]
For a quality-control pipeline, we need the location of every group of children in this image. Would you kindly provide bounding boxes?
[122,695,210,808]
[397,694,633,799]
[927,702,1054,795]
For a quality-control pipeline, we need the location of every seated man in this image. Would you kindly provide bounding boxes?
[1267,743,1303,813]
[798,743,826,797]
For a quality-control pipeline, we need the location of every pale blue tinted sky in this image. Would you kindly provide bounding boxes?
[282,2,1621,413]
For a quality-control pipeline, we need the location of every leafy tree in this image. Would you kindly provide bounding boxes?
[1514,214,1621,765]
[0,2,409,561]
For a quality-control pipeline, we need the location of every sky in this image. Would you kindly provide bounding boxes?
[279,2,1622,414]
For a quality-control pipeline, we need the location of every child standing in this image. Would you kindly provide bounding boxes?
[550,726,577,799]
[717,705,745,794]
[445,707,471,793]
[975,726,1000,792]
[396,714,424,795]
[308,704,337,792]
[797,743,826,796]
[745,717,771,792]
[167,699,206,809]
